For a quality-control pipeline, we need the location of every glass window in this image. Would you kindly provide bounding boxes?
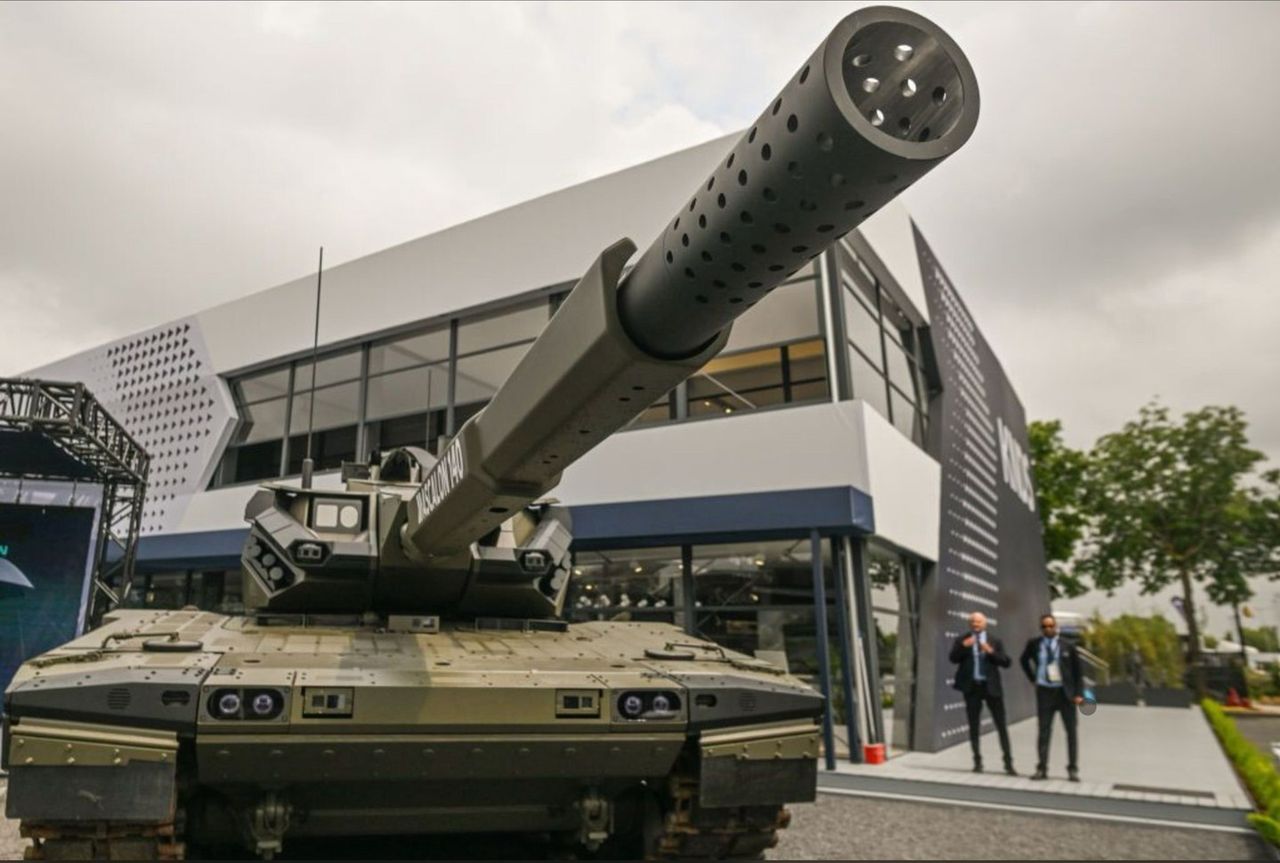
[848,346,889,419]
[690,539,832,660]
[293,349,362,390]
[453,342,534,410]
[566,547,683,626]
[289,381,360,434]
[368,410,446,455]
[287,425,358,473]
[889,386,918,440]
[786,340,830,404]
[366,363,449,421]
[368,328,450,375]
[226,439,281,484]
[842,283,882,368]
[884,340,918,397]
[236,397,288,444]
[237,367,291,403]
[628,391,676,429]
[688,346,785,417]
[723,279,820,353]
[457,302,547,355]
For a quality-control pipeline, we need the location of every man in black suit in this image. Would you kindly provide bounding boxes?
[1020,613,1085,781]
[949,610,1015,774]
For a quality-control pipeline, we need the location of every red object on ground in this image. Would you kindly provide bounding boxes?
[863,743,886,764]
[1226,687,1244,707]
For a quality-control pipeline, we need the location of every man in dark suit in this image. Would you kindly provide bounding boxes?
[949,610,1015,774]
[1020,612,1085,781]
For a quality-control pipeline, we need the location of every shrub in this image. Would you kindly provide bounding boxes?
[1202,699,1280,846]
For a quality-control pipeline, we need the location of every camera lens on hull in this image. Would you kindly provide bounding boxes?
[621,694,645,717]
[252,692,277,716]
[216,691,241,717]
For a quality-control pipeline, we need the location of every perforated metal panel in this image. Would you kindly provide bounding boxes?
[30,317,238,535]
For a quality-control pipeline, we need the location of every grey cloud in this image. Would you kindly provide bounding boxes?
[2,0,1277,470]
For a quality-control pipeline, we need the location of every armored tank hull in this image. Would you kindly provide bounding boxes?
[4,608,821,859]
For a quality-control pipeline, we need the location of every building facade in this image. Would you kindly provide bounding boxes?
[14,133,1049,755]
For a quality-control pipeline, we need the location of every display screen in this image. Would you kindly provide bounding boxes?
[0,503,97,699]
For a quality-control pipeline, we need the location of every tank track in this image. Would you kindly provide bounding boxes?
[650,774,790,860]
[19,821,185,861]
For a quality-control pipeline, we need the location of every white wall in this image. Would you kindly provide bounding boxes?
[854,401,941,560]
[555,401,871,508]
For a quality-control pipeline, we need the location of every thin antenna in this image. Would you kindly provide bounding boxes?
[301,246,323,489]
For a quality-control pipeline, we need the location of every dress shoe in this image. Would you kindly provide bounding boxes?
[1031,768,1048,781]
[972,761,984,773]
[1068,769,1080,782]
[1004,762,1017,776]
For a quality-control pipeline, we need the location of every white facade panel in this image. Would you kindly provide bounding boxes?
[854,400,941,560]
[554,401,871,508]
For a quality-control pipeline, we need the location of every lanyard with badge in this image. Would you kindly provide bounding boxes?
[1045,638,1062,683]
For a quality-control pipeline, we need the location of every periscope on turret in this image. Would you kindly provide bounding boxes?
[3,7,980,859]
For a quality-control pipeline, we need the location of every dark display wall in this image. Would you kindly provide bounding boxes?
[0,504,96,699]
[912,225,1051,752]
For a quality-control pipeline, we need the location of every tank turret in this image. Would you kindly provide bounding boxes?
[240,4,979,620]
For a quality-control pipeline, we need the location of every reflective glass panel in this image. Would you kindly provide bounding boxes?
[453,342,534,408]
[842,282,883,369]
[294,349,362,390]
[690,539,830,660]
[289,381,360,433]
[369,410,446,455]
[237,397,287,444]
[723,280,820,353]
[366,363,449,420]
[287,425,358,473]
[368,328,449,375]
[228,439,281,483]
[457,302,547,355]
[566,547,683,625]
[848,346,890,419]
[237,367,291,404]
[885,340,918,398]
[627,391,676,429]
[688,347,785,417]
[786,340,829,403]
[889,386,918,440]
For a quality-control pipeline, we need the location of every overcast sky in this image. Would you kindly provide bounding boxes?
[3,2,1278,629]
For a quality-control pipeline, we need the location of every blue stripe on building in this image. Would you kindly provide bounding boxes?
[130,485,875,571]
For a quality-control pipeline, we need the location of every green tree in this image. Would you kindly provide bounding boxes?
[1028,419,1091,598]
[1083,613,1185,687]
[1080,403,1280,697]
[1243,626,1280,654]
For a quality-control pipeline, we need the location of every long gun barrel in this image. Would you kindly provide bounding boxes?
[403,5,979,560]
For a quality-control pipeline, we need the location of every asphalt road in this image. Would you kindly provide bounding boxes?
[773,793,1272,860]
[0,782,1270,860]
[1233,714,1280,769]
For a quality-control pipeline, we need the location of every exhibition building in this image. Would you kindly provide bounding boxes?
[8,132,1050,755]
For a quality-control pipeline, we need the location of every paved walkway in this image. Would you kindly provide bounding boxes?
[820,704,1254,830]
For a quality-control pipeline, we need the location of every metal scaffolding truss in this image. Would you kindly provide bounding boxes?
[0,378,150,627]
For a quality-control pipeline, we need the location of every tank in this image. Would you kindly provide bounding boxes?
[3,6,980,859]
